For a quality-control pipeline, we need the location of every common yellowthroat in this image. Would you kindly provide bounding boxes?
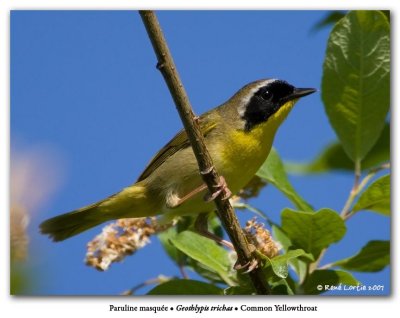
[40,79,315,242]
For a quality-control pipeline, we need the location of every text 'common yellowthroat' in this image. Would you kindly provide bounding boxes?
[40,79,316,241]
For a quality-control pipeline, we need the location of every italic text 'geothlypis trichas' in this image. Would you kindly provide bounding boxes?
[40,79,316,242]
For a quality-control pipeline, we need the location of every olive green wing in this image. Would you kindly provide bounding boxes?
[137,118,218,182]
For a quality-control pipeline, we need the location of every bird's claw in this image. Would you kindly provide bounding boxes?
[233,244,260,273]
[204,188,222,202]
[203,176,232,202]
[234,258,259,273]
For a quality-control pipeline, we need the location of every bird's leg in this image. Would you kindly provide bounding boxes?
[204,176,232,202]
[166,184,208,208]
[166,175,232,209]
[194,212,234,250]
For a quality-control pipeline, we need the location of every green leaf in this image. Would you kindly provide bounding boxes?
[322,10,390,162]
[286,249,314,283]
[361,123,390,169]
[311,11,346,32]
[381,10,390,22]
[281,208,346,258]
[147,279,223,295]
[285,123,390,174]
[208,213,224,238]
[158,226,187,265]
[224,286,255,295]
[267,226,314,281]
[303,270,359,295]
[353,174,390,215]
[187,259,226,284]
[169,231,234,285]
[266,249,309,278]
[334,240,390,272]
[257,148,313,211]
[290,258,309,283]
[270,279,295,295]
[272,225,291,251]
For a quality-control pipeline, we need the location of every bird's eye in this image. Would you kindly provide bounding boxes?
[261,90,273,101]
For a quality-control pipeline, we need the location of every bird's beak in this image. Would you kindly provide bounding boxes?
[290,87,317,99]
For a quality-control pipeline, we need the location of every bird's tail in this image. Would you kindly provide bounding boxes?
[40,183,154,242]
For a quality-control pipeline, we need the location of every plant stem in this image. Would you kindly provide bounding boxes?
[179,263,189,279]
[319,262,334,270]
[340,159,362,218]
[139,10,271,295]
[308,249,327,273]
[341,161,390,219]
[309,161,390,273]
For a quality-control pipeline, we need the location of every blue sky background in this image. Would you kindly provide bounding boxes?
[11,10,390,295]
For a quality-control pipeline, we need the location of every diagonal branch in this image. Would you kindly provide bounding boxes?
[139,10,270,295]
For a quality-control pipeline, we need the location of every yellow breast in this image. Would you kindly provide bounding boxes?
[217,100,296,193]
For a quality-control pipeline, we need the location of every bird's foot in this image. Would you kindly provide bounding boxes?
[234,258,259,273]
[204,176,232,202]
[233,244,260,273]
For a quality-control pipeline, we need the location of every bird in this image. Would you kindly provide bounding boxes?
[40,79,316,242]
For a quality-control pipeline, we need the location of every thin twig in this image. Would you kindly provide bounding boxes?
[179,263,189,279]
[342,162,390,221]
[340,159,362,218]
[341,162,390,219]
[319,262,334,270]
[309,161,390,273]
[139,10,270,295]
